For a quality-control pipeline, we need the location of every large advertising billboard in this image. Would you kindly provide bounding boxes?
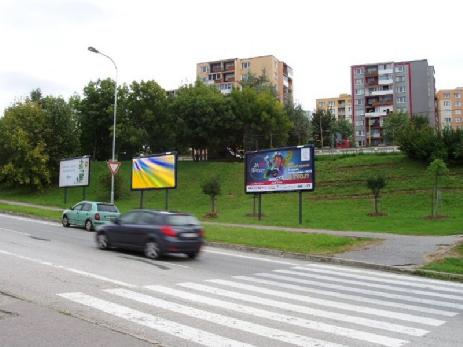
[245,145,314,193]
[131,152,177,190]
[59,156,91,188]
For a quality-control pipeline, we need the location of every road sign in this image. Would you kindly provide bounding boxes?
[107,160,121,176]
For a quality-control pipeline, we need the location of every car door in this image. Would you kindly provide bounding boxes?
[138,212,162,247]
[110,211,141,247]
[68,203,83,225]
[78,203,93,226]
[118,211,147,249]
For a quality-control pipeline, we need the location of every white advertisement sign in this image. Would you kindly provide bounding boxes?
[59,156,90,188]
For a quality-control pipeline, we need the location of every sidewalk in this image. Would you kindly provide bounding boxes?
[1,199,461,269]
[204,221,463,268]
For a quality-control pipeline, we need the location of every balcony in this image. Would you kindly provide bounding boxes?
[366,69,378,77]
[378,78,394,85]
[365,111,387,117]
[224,61,235,71]
[372,89,394,96]
[378,68,393,75]
[365,77,378,86]
[223,72,235,83]
[210,63,222,73]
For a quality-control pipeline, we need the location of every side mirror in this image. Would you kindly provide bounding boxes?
[70,206,74,210]
[114,217,121,224]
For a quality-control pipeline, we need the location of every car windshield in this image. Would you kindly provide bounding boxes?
[97,204,118,213]
[167,214,199,226]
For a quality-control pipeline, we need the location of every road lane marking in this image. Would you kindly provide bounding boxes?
[107,288,347,347]
[233,275,457,317]
[275,269,463,301]
[302,263,463,289]
[203,248,299,265]
[0,227,31,237]
[256,273,463,310]
[206,279,444,326]
[0,213,59,227]
[173,283,428,336]
[141,286,407,347]
[0,249,136,288]
[58,292,252,347]
[293,266,463,294]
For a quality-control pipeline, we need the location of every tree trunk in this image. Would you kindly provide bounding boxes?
[374,193,379,214]
[211,196,215,213]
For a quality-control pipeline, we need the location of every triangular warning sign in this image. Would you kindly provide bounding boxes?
[107,160,121,176]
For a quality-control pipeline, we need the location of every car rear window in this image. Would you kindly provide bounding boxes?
[97,204,118,213]
[167,215,200,226]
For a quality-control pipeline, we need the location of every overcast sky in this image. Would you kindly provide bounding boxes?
[1,0,462,116]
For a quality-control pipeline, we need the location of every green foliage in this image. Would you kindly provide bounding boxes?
[333,118,353,144]
[97,172,126,201]
[286,104,311,145]
[383,112,409,145]
[201,176,222,213]
[311,109,335,148]
[367,175,387,214]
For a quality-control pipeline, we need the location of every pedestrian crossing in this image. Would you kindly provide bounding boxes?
[58,263,463,347]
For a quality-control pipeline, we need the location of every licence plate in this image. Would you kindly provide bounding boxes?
[182,232,197,238]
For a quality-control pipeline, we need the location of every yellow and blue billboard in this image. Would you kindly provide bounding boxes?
[131,153,177,190]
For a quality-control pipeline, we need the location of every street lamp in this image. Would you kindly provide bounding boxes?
[88,46,118,204]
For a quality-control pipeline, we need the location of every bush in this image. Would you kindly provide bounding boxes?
[97,172,126,201]
[201,176,221,216]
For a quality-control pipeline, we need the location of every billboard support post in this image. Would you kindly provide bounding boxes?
[64,188,68,205]
[253,194,257,217]
[298,191,302,224]
[139,190,144,209]
[258,194,262,221]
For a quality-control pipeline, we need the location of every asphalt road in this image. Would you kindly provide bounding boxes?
[1,213,462,347]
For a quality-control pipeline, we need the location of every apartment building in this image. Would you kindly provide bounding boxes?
[316,94,352,123]
[436,88,463,130]
[196,55,293,104]
[351,59,436,146]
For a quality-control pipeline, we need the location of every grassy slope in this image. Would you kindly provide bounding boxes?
[422,243,463,274]
[1,153,462,235]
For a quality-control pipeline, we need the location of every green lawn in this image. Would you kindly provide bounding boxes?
[0,203,60,220]
[422,243,463,274]
[1,153,462,235]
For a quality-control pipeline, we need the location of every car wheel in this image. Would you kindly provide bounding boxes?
[144,241,161,260]
[96,233,110,250]
[85,219,93,232]
[62,215,70,227]
[186,252,198,259]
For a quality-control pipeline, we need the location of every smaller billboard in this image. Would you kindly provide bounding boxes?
[131,152,177,190]
[59,156,91,188]
[245,145,315,194]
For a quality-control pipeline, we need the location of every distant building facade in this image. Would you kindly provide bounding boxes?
[436,87,463,130]
[196,55,293,104]
[351,59,436,146]
[315,94,352,123]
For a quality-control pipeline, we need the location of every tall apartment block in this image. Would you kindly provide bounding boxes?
[316,93,352,123]
[351,59,436,147]
[436,88,463,130]
[196,55,293,104]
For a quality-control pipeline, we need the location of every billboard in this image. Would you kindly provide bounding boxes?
[245,145,314,193]
[59,156,91,188]
[131,152,177,190]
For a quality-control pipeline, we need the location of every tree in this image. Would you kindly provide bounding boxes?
[77,78,129,160]
[332,118,353,145]
[311,109,335,148]
[286,104,311,145]
[383,112,409,145]
[201,176,221,216]
[0,101,51,190]
[367,175,387,215]
[427,159,449,219]
[239,70,277,97]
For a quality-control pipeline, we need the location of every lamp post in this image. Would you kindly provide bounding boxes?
[88,46,118,204]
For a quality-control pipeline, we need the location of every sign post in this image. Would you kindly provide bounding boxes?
[244,145,315,224]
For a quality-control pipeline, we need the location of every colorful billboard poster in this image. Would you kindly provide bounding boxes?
[131,153,177,190]
[245,145,314,193]
[59,156,91,188]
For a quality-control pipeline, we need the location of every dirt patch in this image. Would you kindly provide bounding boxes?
[203,212,219,218]
[423,215,448,221]
[367,212,388,217]
[425,242,463,263]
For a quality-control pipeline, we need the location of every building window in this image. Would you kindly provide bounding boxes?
[455,118,462,123]
[395,76,405,82]
[355,78,363,85]
[445,117,452,123]
[454,110,462,115]
[208,73,221,81]
[242,62,250,69]
[355,68,364,75]
[328,101,335,107]
[455,93,461,98]
[455,101,462,107]
[201,66,208,73]
[355,99,363,105]
[318,102,325,107]
[443,93,450,99]
[397,96,407,103]
[395,65,404,72]
[443,101,451,107]
[396,86,407,93]
[355,88,364,95]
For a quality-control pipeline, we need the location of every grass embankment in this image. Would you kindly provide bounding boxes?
[0,153,462,235]
[422,243,463,274]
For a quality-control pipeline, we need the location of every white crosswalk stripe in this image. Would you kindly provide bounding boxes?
[58,292,254,347]
[292,266,463,294]
[57,263,462,347]
[275,269,463,301]
[106,288,347,347]
[256,272,463,310]
[233,275,457,317]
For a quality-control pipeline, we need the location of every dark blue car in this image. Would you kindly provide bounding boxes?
[95,210,204,260]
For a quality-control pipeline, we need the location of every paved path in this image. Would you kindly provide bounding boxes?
[0,199,462,268]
